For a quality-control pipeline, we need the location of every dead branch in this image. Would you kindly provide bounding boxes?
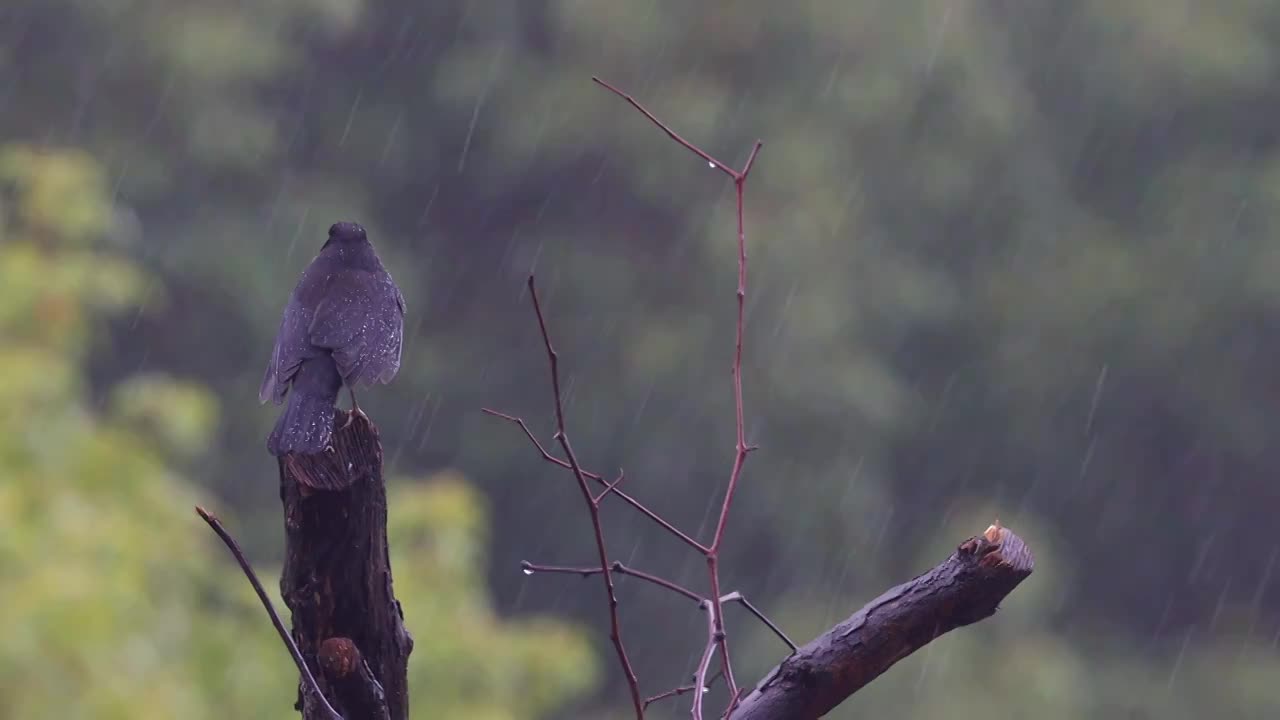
[519,274,645,717]
[482,409,706,552]
[278,411,413,720]
[644,669,725,711]
[487,77,781,720]
[732,525,1035,720]
[196,506,342,720]
[489,77,1034,720]
[522,560,705,603]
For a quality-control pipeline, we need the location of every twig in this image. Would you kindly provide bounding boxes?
[721,591,796,652]
[593,76,739,181]
[592,75,764,711]
[195,506,342,720]
[691,600,720,720]
[522,560,705,604]
[522,562,796,664]
[481,409,708,553]
[643,668,724,710]
[525,275,645,719]
[592,469,627,505]
[702,134,764,707]
[492,78,772,719]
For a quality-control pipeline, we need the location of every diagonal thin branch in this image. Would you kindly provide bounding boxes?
[592,469,627,505]
[721,591,796,653]
[481,408,708,553]
[525,274,645,719]
[196,506,342,720]
[643,668,724,710]
[739,141,764,181]
[592,76,739,180]
[523,559,796,658]
[522,560,705,604]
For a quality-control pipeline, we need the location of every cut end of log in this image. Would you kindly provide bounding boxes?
[962,523,1035,575]
[281,410,382,491]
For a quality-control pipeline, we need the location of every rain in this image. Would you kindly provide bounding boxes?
[1,1,1278,719]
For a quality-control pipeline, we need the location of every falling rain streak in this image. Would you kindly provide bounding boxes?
[3,2,1277,718]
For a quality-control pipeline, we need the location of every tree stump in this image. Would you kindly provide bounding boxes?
[278,410,413,720]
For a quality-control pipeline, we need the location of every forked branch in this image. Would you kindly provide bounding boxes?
[482,409,706,553]
[519,274,645,718]
[490,77,1034,720]
[488,77,768,720]
[593,74,765,718]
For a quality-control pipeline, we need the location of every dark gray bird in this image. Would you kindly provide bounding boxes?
[260,221,405,456]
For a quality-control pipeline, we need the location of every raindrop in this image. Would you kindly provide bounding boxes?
[522,567,534,576]
[701,686,710,694]
[708,161,716,169]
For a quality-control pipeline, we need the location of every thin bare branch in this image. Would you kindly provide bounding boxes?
[642,668,724,711]
[592,76,738,180]
[740,141,764,180]
[498,78,770,718]
[525,275,644,719]
[591,75,762,707]
[721,591,796,652]
[592,469,627,505]
[196,506,342,720]
[482,408,707,553]
[704,564,738,701]
[522,560,705,604]
[691,600,719,720]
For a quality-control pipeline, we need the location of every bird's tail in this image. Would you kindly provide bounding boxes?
[267,386,337,456]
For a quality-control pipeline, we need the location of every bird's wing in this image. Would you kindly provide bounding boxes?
[259,293,317,405]
[308,271,405,387]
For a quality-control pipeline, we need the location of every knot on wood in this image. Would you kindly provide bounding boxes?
[319,637,361,680]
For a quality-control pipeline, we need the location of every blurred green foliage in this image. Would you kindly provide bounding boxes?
[0,147,593,717]
[391,473,597,718]
[4,0,1280,717]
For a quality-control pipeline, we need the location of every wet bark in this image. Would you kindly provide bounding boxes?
[278,410,413,720]
[733,525,1034,720]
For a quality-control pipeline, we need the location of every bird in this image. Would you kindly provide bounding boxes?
[260,221,406,456]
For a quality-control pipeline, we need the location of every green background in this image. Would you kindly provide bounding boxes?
[2,1,1278,717]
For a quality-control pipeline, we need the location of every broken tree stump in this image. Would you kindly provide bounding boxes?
[278,410,413,720]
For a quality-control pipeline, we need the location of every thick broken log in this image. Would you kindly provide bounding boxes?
[279,410,413,720]
[732,525,1033,720]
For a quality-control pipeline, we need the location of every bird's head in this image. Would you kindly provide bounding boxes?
[322,221,369,250]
